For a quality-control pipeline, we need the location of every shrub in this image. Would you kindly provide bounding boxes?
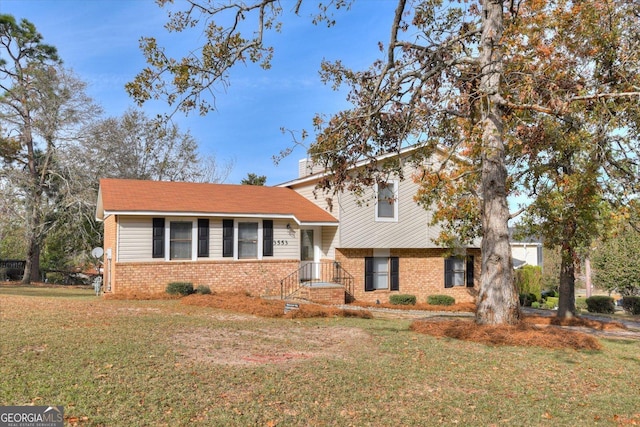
[585,296,615,314]
[531,301,541,309]
[543,297,559,310]
[195,285,212,295]
[427,294,456,306]
[621,296,640,315]
[166,282,194,296]
[515,265,542,302]
[389,294,416,305]
[519,293,537,307]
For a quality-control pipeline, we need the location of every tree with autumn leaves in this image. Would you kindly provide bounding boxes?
[128,0,639,324]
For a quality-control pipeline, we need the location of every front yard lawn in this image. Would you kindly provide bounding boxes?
[1,286,638,426]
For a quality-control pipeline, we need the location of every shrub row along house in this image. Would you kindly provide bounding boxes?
[95,147,480,304]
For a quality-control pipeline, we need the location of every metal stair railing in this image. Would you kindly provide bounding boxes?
[280,261,355,301]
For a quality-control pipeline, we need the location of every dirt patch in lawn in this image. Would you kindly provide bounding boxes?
[174,326,373,366]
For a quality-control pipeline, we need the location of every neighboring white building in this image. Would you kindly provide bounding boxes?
[509,229,543,269]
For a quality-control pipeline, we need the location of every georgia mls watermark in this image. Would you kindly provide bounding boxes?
[0,406,63,427]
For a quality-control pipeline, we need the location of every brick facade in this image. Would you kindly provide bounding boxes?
[335,248,480,304]
[102,213,480,305]
[111,259,299,296]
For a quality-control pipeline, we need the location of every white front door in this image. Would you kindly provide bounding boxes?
[300,228,319,281]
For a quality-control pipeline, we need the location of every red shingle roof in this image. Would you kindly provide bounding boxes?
[97,178,337,224]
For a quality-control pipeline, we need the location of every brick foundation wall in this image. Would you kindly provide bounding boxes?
[297,285,346,305]
[335,248,480,304]
[112,259,299,296]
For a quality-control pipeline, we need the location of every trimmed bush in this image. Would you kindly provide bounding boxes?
[196,285,212,295]
[621,296,640,315]
[389,294,417,305]
[519,293,537,307]
[427,294,456,306]
[531,301,541,309]
[166,282,194,296]
[585,295,615,314]
[543,297,559,310]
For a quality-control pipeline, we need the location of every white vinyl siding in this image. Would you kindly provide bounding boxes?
[272,220,299,259]
[118,217,153,261]
[338,164,439,248]
[322,227,338,259]
[288,182,338,219]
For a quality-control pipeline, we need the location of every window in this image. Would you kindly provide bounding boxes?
[444,256,474,288]
[238,222,258,259]
[300,229,314,261]
[375,181,398,222]
[365,257,399,291]
[170,222,192,260]
[151,218,210,260]
[223,219,272,259]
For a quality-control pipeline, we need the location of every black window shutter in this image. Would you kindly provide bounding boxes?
[222,219,234,257]
[444,257,453,288]
[364,257,374,292]
[263,220,273,257]
[390,257,399,291]
[152,218,165,258]
[466,255,474,287]
[198,219,209,257]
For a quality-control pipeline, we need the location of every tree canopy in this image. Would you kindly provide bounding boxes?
[0,14,233,278]
[593,225,640,297]
[241,173,267,185]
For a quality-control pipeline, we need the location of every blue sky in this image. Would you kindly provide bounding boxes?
[1,0,398,184]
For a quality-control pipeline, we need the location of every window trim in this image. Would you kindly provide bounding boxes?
[169,221,193,260]
[374,180,399,222]
[237,221,260,260]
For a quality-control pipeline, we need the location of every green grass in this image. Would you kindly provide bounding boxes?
[1,286,639,426]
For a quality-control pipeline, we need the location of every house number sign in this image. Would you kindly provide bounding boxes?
[274,240,289,246]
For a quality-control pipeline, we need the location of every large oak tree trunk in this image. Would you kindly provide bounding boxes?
[557,241,577,318]
[475,0,520,325]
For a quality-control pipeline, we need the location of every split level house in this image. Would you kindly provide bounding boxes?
[95,147,480,304]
